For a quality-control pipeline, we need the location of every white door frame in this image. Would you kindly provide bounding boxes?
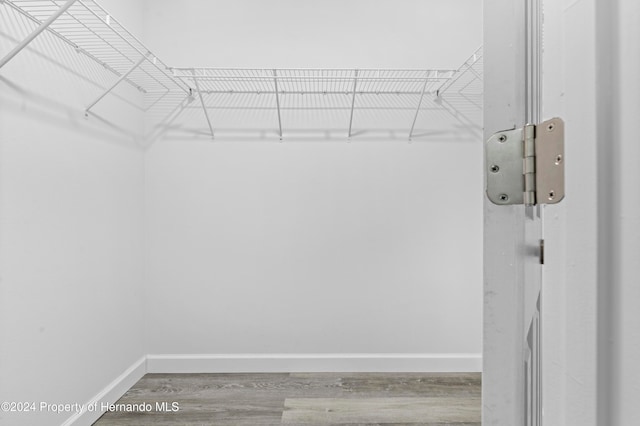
[483,0,534,424]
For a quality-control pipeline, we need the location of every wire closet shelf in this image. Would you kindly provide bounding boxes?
[0,0,483,141]
[1,0,190,111]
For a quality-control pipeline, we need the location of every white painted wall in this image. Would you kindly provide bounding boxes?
[143,0,483,367]
[142,0,480,69]
[0,1,146,425]
[145,141,482,358]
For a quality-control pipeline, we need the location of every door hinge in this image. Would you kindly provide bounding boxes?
[486,117,565,206]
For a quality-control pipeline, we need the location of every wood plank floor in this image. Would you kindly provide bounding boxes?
[93,373,480,425]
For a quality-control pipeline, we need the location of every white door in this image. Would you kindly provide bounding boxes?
[483,0,545,424]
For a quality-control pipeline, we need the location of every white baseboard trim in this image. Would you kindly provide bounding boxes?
[61,356,146,426]
[146,353,482,373]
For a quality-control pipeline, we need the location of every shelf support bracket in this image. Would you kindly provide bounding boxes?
[347,69,359,138]
[408,71,431,140]
[192,69,214,139]
[85,52,150,114]
[272,69,283,140]
[0,0,78,69]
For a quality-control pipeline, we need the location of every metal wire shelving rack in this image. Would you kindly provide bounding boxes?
[171,46,482,140]
[0,0,190,116]
[0,0,482,142]
[172,68,455,140]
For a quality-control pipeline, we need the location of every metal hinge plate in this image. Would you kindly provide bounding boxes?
[486,117,565,205]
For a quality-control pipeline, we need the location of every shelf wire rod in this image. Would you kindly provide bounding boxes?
[232,69,243,93]
[4,2,145,92]
[240,69,253,93]
[454,72,481,96]
[206,70,221,93]
[258,69,268,92]
[85,51,150,113]
[436,47,483,96]
[408,71,431,140]
[144,93,193,144]
[178,90,430,96]
[255,69,266,93]
[438,94,481,130]
[272,69,283,140]
[192,69,215,139]
[76,0,189,94]
[464,64,483,83]
[126,58,171,93]
[242,69,252,93]
[181,105,435,112]
[347,69,359,138]
[61,5,130,62]
[227,69,239,92]
[0,0,78,68]
[172,74,451,82]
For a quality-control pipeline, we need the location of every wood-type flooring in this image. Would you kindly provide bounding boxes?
[93,372,481,425]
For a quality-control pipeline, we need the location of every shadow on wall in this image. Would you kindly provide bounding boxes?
[0,75,141,150]
[0,27,143,148]
[157,92,483,143]
[0,2,150,148]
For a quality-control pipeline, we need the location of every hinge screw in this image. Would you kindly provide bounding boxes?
[555,154,563,165]
[490,165,500,173]
[499,194,509,202]
[548,190,555,200]
[498,134,507,142]
[547,123,555,131]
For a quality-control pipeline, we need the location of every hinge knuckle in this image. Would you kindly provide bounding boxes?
[485,118,565,206]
